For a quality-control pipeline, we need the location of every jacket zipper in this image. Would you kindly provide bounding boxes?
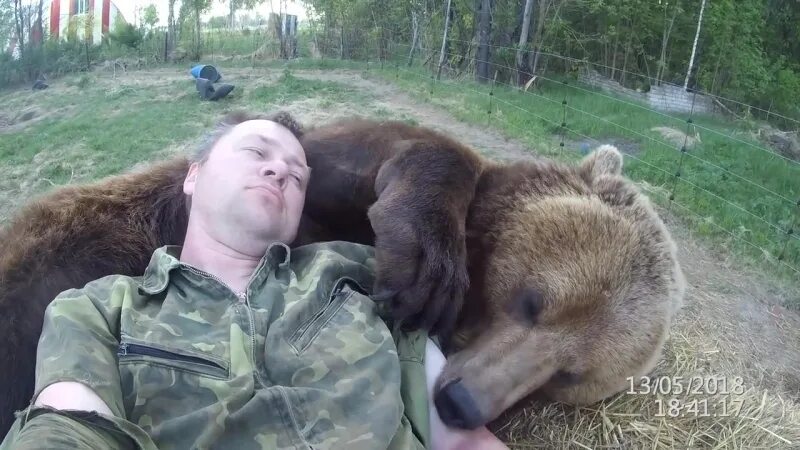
[117,342,226,371]
[180,260,269,387]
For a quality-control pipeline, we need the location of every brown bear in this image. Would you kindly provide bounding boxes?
[0,113,684,435]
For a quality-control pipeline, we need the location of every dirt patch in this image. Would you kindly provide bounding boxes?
[290,69,540,162]
[754,125,800,161]
[664,211,800,399]
[0,108,43,134]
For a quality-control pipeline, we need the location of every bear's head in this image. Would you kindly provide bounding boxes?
[434,146,686,429]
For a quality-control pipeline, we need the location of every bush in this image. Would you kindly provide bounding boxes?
[109,18,143,49]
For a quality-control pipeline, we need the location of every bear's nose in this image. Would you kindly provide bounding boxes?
[434,378,485,429]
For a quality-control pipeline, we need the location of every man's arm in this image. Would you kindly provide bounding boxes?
[1,285,156,450]
[35,382,114,415]
[424,340,509,450]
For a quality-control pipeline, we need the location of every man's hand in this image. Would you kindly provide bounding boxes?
[425,340,509,450]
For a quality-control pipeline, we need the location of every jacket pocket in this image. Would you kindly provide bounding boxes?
[287,277,367,355]
[117,339,229,379]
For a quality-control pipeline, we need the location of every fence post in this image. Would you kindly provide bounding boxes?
[560,79,568,156]
[777,199,799,264]
[668,88,698,212]
[84,41,90,71]
[487,70,496,126]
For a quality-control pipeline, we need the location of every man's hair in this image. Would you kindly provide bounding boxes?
[191,111,304,164]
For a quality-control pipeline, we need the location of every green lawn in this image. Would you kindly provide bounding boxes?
[0,68,367,218]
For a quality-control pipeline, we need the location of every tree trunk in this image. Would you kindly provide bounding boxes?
[340,10,345,59]
[407,8,419,66]
[14,0,24,61]
[684,0,706,89]
[657,2,678,85]
[229,1,236,29]
[437,0,453,80]
[610,31,619,81]
[620,33,632,85]
[515,0,535,85]
[475,0,492,83]
[195,6,202,59]
[168,0,176,52]
[35,0,43,46]
[529,0,548,75]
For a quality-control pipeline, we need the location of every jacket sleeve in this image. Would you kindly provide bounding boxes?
[1,279,157,450]
[1,407,153,450]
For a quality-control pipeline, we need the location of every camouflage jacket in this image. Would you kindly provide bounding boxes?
[1,242,428,450]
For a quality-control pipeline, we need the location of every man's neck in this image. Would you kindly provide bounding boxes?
[179,222,268,295]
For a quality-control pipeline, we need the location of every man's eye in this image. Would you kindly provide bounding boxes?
[290,174,303,183]
[246,148,263,157]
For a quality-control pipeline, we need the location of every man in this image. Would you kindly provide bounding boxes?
[1,112,507,449]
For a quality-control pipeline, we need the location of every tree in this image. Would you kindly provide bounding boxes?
[436,0,453,80]
[224,0,267,29]
[656,0,681,85]
[142,4,159,31]
[475,0,493,82]
[181,0,213,59]
[168,0,177,52]
[515,0,535,85]
[12,0,23,61]
[684,0,706,89]
[0,0,14,49]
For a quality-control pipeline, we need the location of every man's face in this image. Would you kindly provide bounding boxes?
[183,120,310,248]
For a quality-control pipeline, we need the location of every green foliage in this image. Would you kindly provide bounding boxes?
[109,16,143,49]
[142,4,159,29]
[0,0,13,48]
[207,15,228,29]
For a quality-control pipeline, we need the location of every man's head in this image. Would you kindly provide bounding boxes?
[183,111,310,253]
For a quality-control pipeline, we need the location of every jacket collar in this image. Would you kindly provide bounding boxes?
[139,243,291,295]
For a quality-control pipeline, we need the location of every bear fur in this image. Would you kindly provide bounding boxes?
[0,116,684,435]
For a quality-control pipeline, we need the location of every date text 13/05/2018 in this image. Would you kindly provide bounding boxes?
[626,375,745,396]
[654,398,745,418]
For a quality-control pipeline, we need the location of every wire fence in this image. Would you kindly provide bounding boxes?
[3,28,798,281]
[378,39,800,278]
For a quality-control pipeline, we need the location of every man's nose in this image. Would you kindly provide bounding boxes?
[260,162,289,187]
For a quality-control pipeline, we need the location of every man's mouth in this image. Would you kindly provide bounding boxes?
[250,185,284,208]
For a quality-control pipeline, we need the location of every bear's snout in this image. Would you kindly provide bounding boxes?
[435,378,485,429]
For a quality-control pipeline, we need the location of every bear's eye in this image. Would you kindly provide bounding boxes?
[549,370,582,387]
[507,286,544,325]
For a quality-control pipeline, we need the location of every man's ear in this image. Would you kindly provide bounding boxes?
[183,162,201,196]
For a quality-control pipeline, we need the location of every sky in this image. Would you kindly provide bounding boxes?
[116,1,309,27]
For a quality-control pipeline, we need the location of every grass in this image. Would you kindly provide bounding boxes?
[363,60,800,307]
[0,67,365,220]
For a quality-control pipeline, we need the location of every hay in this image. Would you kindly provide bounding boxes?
[490,320,800,449]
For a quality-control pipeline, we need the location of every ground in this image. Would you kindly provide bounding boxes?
[1,65,798,448]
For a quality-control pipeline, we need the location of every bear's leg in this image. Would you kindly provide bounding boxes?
[368,140,482,337]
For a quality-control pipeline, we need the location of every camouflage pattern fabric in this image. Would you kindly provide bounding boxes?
[1,242,429,450]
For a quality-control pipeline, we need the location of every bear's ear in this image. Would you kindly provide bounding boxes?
[579,144,623,180]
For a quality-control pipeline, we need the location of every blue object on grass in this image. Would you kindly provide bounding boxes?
[190,64,221,83]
